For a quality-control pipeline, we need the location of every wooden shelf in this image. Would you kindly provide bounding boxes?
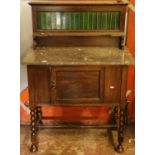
[33,31,125,37]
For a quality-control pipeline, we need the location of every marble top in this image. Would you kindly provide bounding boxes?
[22,47,134,66]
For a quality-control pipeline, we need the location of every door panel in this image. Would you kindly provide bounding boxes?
[53,67,103,104]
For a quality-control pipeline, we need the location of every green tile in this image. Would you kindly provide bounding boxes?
[79,12,83,30]
[71,13,75,30]
[61,12,65,30]
[65,12,70,30]
[41,12,46,29]
[111,12,116,29]
[55,12,61,30]
[115,12,120,29]
[97,12,101,30]
[46,12,51,29]
[107,12,111,29]
[92,12,97,29]
[83,12,88,30]
[36,11,120,30]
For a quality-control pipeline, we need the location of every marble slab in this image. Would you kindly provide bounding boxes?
[22,47,134,66]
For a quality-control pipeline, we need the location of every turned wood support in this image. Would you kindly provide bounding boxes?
[37,106,43,125]
[124,100,129,125]
[111,106,118,124]
[30,107,38,152]
[120,36,125,50]
[33,36,37,49]
[115,107,124,153]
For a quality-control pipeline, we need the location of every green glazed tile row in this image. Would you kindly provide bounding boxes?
[37,11,120,30]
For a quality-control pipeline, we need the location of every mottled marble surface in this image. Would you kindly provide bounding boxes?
[22,47,134,66]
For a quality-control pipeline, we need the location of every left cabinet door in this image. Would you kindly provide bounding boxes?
[28,65,51,105]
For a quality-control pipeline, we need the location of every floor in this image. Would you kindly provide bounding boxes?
[20,125,135,155]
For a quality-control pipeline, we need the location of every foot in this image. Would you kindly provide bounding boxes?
[115,144,124,153]
[30,144,38,152]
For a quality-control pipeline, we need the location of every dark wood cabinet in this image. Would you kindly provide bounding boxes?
[28,65,126,105]
[22,0,134,153]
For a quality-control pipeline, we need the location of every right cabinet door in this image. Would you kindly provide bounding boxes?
[104,66,122,102]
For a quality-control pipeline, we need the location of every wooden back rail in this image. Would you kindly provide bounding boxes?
[30,4,127,48]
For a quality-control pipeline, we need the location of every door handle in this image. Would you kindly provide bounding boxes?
[50,81,56,89]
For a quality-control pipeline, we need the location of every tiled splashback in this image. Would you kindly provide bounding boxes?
[37,11,120,30]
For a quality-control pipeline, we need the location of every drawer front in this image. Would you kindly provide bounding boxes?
[51,66,104,104]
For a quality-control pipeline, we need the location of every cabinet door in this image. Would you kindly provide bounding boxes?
[51,66,104,104]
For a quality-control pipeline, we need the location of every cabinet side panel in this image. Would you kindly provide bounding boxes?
[104,66,122,102]
[120,66,128,106]
[28,65,51,104]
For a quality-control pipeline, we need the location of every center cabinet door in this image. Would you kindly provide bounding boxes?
[50,66,104,104]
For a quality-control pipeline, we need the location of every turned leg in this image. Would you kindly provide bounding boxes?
[124,100,129,125]
[115,107,124,153]
[37,106,43,125]
[30,107,38,152]
[111,106,118,124]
